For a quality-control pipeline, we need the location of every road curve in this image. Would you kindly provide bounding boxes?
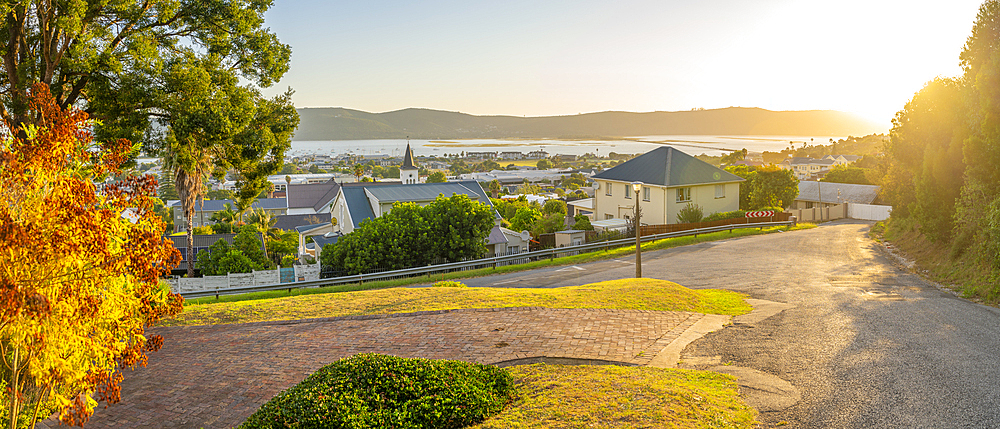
[465,219,1000,428]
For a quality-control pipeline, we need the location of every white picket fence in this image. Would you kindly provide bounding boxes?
[848,203,892,221]
[166,264,321,294]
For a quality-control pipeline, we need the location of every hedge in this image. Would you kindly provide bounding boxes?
[239,354,516,429]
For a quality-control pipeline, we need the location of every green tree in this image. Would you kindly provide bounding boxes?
[822,165,872,185]
[536,159,553,169]
[158,171,180,200]
[750,166,798,209]
[720,148,748,165]
[542,200,567,216]
[424,194,495,262]
[217,250,257,274]
[489,180,502,198]
[233,225,271,269]
[281,163,300,174]
[510,207,542,232]
[322,196,493,274]
[0,0,291,142]
[724,165,757,210]
[195,238,232,276]
[532,213,566,236]
[426,171,447,183]
[572,214,594,231]
[205,189,236,200]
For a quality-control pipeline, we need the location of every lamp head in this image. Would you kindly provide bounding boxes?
[631,181,643,193]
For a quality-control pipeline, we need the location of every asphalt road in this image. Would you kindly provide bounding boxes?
[460,220,1000,428]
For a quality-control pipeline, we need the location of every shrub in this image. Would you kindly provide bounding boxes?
[280,254,297,268]
[703,210,746,222]
[432,280,468,288]
[676,202,704,223]
[239,354,516,429]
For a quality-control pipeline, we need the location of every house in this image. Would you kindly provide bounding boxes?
[327,144,509,255]
[526,150,549,159]
[164,232,266,274]
[172,198,287,233]
[790,181,880,210]
[499,151,523,160]
[781,157,836,180]
[273,213,332,232]
[566,198,594,219]
[555,154,577,162]
[591,146,743,225]
[823,154,862,165]
[466,151,498,160]
[285,179,341,215]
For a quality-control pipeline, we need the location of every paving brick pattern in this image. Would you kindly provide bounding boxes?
[61,307,701,429]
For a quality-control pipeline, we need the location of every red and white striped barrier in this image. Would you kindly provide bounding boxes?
[746,210,775,218]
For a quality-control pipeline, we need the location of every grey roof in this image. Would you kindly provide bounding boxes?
[790,157,835,166]
[165,232,265,271]
[273,213,332,231]
[287,180,341,211]
[486,225,508,245]
[313,233,341,250]
[295,222,332,234]
[797,181,880,204]
[401,143,418,169]
[191,198,287,212]
[365,182,484,203]
[592,146,743,187]
[343,181,498,229]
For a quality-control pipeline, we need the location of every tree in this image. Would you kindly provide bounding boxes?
[354,164,365,181]
[489,180,502,198]
[158,171,180,200]
[232,224,272,270]
[281,163,300,174]
[205,189,236,200]
[246,207,281,259]
[0,86,182,427]
[510,208,542,232]
[724,165,757,210]
[750,166,798,209]
[572,214,594,231]
[426,171,447,183]
[322,195,493,274]
[720,148,748,165]
[536,159,553,169]
[542,200,567,216]
[0,0,291,143]
[195,238,232,276]
[822,165,872,185]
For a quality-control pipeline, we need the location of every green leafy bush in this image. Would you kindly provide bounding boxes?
[239,354,516,429]
[676,202,704,223]
[703,210,746,222]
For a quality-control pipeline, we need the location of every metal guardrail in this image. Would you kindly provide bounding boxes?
[180,220,793,299]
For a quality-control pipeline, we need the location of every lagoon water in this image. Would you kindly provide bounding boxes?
[290,135,847,159]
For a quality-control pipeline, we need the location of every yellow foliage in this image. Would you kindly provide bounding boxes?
[0,85,182,427]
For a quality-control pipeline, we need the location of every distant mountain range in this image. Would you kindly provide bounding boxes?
[292,107,885,141]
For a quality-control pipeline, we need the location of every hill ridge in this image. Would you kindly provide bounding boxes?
[293,106,884,141]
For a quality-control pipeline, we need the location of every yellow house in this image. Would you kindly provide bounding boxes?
[592,147,744,224]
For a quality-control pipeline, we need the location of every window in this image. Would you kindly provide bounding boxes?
[605,214,614,220]
[178,247,187,262]
[624,184,632,199]
[605,182,612,196]
[676,187,691,203]
[715,184,725,199]
[643,186,650,201]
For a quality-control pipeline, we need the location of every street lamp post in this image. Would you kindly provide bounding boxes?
[632,181,643,278]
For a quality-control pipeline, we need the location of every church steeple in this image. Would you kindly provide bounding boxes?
[400,142,419,184]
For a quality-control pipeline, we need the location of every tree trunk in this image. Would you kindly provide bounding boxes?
[186,209,195,278]
[6,347,20,429]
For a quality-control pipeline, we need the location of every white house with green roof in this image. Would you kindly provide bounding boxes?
[592,147,744,224]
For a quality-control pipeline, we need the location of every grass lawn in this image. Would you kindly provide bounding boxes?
[182,223,815,307]
[474,364,757,429]
[163,278,752,326]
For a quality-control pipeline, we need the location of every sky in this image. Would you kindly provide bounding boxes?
[261,0,986,129]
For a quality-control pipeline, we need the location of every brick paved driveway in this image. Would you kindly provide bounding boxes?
[68,307,702,428]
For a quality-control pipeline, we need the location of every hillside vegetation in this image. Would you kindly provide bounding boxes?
[293,106,884,140]
[878,1,1000,302]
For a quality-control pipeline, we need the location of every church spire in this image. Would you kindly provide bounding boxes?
[400,139,419,184]
[402,142,417,169]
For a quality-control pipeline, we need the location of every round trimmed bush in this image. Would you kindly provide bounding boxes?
[239,354,516,429]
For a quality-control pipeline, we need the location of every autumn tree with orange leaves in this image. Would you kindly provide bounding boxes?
[0,85,183,428]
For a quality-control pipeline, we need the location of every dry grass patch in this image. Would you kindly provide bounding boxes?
[474,364,757,429]
[163,278,751,326]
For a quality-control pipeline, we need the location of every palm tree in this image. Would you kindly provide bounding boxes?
[162,142,215,278]
[246,206,280,260]
[489,180,501,198]
[354,164,365,182]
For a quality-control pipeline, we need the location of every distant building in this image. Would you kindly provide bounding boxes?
[171,198,287,233]
[790,181,880,209]
[526,150,549,160]
[466,151,498,160]
[400,143,419,185]
[499,151,524,160]
[780,157,836,180]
